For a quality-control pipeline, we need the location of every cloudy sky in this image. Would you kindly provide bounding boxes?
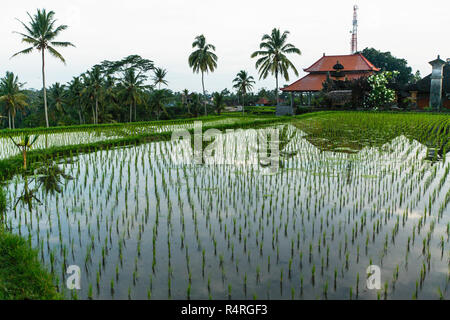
[0,0,448,93]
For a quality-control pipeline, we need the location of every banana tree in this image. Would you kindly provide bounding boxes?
[8,135,39,170]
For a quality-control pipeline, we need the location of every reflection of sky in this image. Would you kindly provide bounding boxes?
[4,123,449,300]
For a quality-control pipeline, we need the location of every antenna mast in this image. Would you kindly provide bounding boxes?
[351,5,358,54]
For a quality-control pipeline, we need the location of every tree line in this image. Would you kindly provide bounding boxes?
[1,9,304,129]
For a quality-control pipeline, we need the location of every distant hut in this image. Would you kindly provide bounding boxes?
[256,97,270,106]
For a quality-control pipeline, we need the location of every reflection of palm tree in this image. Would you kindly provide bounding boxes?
[278,125,297,158]
[259,125,297,169]
[35,164,72,194]
[14,176,41,212]
[14,163,72,212]
[345,154,352,185]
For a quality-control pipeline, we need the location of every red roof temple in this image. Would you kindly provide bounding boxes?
[281,53,380,92]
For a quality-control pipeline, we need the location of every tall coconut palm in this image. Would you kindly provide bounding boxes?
[48,83,66,122]
[153,67,168,89]
[102,76,119,122]
[82,66,103,124]
[0,72,28,129]
[188,34,218,116]
[188,93,202,117]
[68,76,84,124]
[232,70,255,114]
[212,92,225,115]
[251,28,300,107]
[149,89,169,120]
[118,68,148,122]
[12,8,75,128]
[182,89,190,114]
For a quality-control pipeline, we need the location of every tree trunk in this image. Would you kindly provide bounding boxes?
[202,72,207,116]
[22,149,27,170]
[242,93,245,115]
[12,112,15,129]
[275,73,279,107]
[42,50,49,128]
[8,110,11,129]
[95,97,99,124]
[130,102,133,122]
[134,100,137,122]
[92,106,95,124]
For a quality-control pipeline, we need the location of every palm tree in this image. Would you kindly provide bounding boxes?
[8,134,39,170]
[188,34,218,116]
[118,68,148,122]
[102,76,119,122]
[212,92,225,115]
[182,89,190,114]
[251,28,301,107]
[232,70,255,114]
[153,67,168,89]
[188,93,202,117]
[0,72,28,129]
[82,66,103,124]
[12,8,75,128]
[68,76,84,124]
[48,83,66,122]
[149,89,169,120]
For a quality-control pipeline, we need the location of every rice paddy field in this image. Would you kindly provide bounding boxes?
[0,116,267,160]
[1,112,449,300]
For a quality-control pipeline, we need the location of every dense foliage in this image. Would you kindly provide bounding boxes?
[360,48,415,86]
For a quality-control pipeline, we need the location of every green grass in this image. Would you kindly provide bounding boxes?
[293,111,450,154]
[0,230,61,300]
[0,187,61,300]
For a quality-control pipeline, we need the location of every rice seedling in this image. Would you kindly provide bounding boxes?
[2,112,448,300]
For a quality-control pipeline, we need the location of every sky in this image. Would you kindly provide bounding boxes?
[0,0,449,93]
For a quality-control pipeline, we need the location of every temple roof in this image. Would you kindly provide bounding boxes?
[281,72,371,92]
[303,53,380,72]
[256,97,270,104]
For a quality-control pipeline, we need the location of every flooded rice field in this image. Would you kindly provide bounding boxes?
[0,117,253,160]
[3,123,450,300]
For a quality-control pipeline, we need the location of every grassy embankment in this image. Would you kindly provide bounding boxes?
[0,187,61,299]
